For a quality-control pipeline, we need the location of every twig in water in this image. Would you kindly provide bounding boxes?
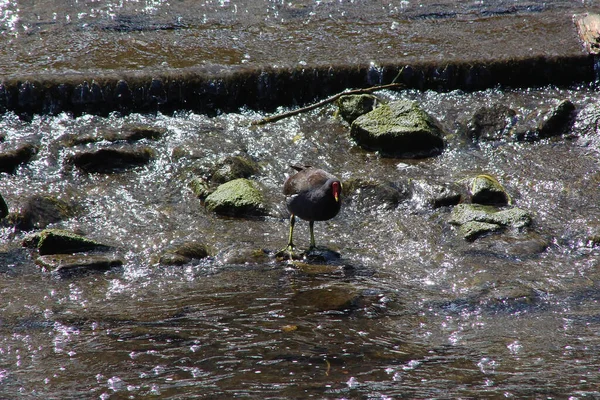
[250,82,403,126]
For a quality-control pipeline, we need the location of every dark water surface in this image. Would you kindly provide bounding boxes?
[2,86,600,398]
[3,0,600,399]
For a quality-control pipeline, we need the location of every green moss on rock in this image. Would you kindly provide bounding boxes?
[205,178,266,217]
[23,229,109,255]
[350,100,445,158]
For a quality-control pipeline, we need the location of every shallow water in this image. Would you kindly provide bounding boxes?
[2,85,600,398]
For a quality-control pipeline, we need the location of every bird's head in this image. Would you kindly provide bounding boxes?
[332,181,341,202]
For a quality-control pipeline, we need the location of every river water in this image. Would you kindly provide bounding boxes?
[3,0,600,399]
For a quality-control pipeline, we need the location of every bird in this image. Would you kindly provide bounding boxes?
[281,165,342,255]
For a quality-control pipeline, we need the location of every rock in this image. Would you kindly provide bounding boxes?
[469,174,510,206]
[189,177,212,199]
[23,229,109,255]
[13,194,78,231]
[291,284,361,312]
[65,146,153,173]
[512,99,576,141]
[466,104,517,141]
[59,124,165,148]
[35,253,122,276]
[159,241,210,266]
[573,102,600,136]
[411,180,463,208]
[350,100,446,158]
[449,204,532,241]
[210,155,260,184]
[0,193,7,219]
[0,143,38,173]
[336,94,378,123]
[343,178,409,210]
[215,246,270,265]
[205,178,267,217]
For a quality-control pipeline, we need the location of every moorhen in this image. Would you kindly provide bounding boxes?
[281,165,342,254]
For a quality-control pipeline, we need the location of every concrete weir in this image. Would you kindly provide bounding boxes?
[0,3,598,117]
[0,55,595,118]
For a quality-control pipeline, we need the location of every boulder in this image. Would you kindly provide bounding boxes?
[65,146,153,173]
[36,253,122,276]
[13,194,78,231]
[343,178,409,210]
[469,174,510,206]
[0,143,38,173]
[336,94,378,123]
[205,178,267,217]
[350,100,445,158]
[23,229,109,255]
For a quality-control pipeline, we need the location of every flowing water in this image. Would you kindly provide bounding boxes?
[3,0,600,398]
[2,86,600,398]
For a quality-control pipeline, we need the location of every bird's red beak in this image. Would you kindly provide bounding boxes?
[332,181,341,202]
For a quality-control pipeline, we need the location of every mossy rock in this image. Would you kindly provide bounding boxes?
[470,175,510,206]
[65,147,154,173]
[459,220,504,241]
[0,143,38,173]
[450,204,532,228]
[336,94,378,124]
[36,253,122,276]
[23,229,109,255]
[189,177,212,199]
[350,100,446,158]
[205,178,267,217]
[12,194,78,231]
[210,155,260,184]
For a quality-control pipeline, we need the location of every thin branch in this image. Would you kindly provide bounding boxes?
[250,82,404,126]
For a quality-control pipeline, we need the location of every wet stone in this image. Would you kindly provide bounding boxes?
[344,178,410,210]
[158,241,210,266]
[205,178,267,217]
[470,175,510,206]
[210,154,260,184]
[411,179,463,208]
[0,143,38,173]
[336,94,378,124]
[466,104,517,141]
[0,193,7,219]
[350,100,446,158]
[512,99,576,141]
[450,204,533,241]
[65,146,154,173]
[189,177,212,199]
[12,194,78,231]
[23,229,109,255]
[291,284,361,313]
[35,253,123,276]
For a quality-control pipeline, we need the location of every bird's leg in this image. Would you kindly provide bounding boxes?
[309,220,316,250]
[287,214,296,250]
[276,215,297,259]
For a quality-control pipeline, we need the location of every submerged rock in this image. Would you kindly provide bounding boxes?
[12,194,78,231]
[291,284,361,312]
[0,143,38,173]
[411,179,464,208]
[23,229,109,255]
[189,177,212,199]
[449,204,532,241]
[59,124,166,147]
[36,253,122,276]
[66,146,153,173]
[158,241,210,266]
[469,175,511,206]
[210,155,260,184]
[205,178,267,217]
[337,94,378,123]
[466,104,517,141]
[350,100,445,158]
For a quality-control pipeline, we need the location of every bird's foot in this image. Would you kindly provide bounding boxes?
[275,245,304,260]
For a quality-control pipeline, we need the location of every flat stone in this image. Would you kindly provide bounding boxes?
[35,253,122,276]
[65,147,153,173]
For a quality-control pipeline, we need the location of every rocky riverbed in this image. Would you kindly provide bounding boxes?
[2,84,600,397]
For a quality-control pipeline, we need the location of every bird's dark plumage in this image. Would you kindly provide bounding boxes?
[281,165,342,253]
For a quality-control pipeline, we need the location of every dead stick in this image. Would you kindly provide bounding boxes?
[250,82,403,126]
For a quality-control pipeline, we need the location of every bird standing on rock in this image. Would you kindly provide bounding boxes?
[280,165,342,256]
